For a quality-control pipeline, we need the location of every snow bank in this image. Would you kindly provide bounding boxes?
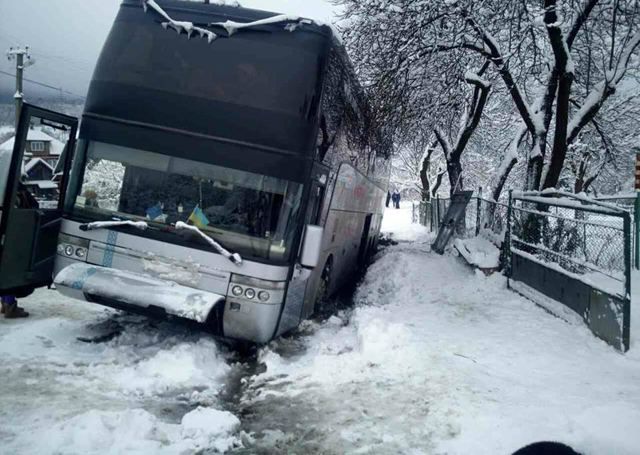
[0,289,240,454]
[454,235,500,269]
[17,407,239,455]
[107,340,231,397]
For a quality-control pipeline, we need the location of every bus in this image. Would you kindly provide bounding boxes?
[0,0,390,344]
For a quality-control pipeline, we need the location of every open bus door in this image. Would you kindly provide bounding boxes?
[0,104,78,295]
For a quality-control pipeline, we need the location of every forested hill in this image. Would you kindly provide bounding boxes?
[0,100,84,129]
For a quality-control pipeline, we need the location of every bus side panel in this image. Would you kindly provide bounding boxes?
[301,164,386,318]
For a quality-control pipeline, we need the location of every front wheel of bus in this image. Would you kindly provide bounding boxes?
[314,259,333,319]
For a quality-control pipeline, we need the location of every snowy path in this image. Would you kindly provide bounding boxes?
[236,205,640,454]
[1,204,639,454]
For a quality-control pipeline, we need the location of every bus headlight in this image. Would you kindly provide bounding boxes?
[231,285,243,297]
[58,234,90,262]
[228,275,286,304]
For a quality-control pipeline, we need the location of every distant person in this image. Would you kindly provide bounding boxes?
[392,191,401,209]
[386,191,391,208]
[1,181,38,319]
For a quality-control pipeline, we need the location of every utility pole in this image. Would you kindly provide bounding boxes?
[6,46,34,130]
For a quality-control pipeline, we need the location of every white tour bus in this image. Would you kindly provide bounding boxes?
[0,0,390,343]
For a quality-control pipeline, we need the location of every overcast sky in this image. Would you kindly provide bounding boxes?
[0,0,339,100]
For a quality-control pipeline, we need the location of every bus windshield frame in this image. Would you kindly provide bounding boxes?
[68,140,305,264]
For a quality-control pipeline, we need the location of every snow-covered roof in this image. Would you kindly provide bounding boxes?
[25,157,54,173]
[24,129,55,141]
[24,180,58,189]
[0,129,65,156]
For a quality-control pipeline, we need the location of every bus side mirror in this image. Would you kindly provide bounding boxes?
[300,225,324,269]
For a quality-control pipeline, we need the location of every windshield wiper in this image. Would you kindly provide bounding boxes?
[175,221,243,266]
[79,220,149,232]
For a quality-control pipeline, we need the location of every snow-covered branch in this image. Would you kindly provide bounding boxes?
[491,124,527,201]
[433,127,452,161]
[464,71,491,89]
[465,15,542,139]
[567,31,640,144]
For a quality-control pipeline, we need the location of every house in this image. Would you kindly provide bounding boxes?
[0,128,65,204]
[0,127,65,171]
[22,128,65,169]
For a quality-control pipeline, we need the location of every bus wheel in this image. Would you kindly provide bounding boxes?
[314,259,333,318]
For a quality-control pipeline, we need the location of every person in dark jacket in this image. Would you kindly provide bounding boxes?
[386,191,391,208]
[392,191,401,209]
[1,182,38,318]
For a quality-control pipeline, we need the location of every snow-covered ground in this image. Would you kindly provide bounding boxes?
[1,203,639,454]
[0,298,241,454]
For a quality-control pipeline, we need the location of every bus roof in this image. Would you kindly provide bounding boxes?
[81,0,339,182]
[130,0,332,36]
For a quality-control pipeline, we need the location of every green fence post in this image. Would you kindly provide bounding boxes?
[435,194,440,233]
[624,212,632,298]
[504,190,513,284]
[635,192,639,270]
[476,186,482,236]
[623,210,632,351]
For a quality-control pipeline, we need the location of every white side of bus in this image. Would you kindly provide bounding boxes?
[301,162,386,318]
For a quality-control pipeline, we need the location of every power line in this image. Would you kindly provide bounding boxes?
[0,69,84,99]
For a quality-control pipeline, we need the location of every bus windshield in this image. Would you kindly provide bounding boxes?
[72,141,303,262]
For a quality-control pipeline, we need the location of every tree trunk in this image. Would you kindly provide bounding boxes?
[447,159,463,196]
[432,170,445,197]
[525,136,545,191]
[419,148,433,202]
[492,157,517,201]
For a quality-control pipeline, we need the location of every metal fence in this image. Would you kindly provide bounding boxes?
[595,195,638,270]
[508,197,630,298]
[506,192,632,352]
[412,196,450,233]
[413,193,508,243]
[413,192,639,269]
[412,190,635,351]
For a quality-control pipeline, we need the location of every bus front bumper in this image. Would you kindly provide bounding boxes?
[54,263,225,325]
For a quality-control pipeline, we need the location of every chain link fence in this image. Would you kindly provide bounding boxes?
[508,198,630,298]
[413,193,507,242]
[411,189,634,351]
[595,195,638,270]
[412,190,637,277]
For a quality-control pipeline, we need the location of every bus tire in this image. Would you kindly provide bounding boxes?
[314,258,333,317]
